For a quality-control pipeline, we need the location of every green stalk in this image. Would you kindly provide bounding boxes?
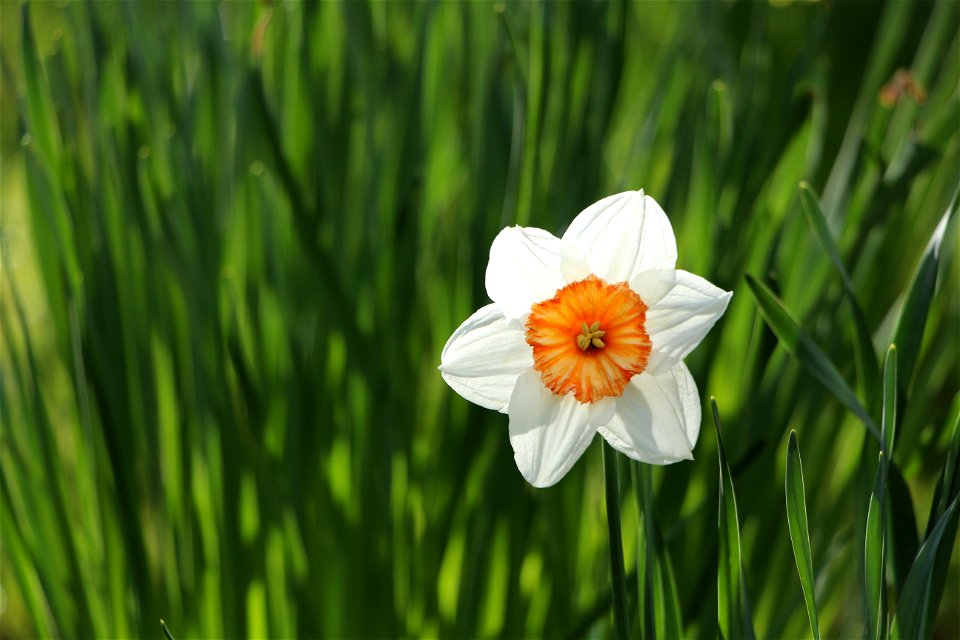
[602,441,632,639]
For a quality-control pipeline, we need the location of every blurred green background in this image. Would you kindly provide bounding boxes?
[2,0,958,638]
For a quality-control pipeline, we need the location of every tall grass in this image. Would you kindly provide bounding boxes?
[2,1,957,638]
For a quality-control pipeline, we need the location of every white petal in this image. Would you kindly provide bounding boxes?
[440,304,533,412]
[559,242,591,283]
[598,363,701,464]
[642,270,732,375]
[588,397,617,427]
[562,191,678,283]
[508,370,597,487]
[630,269,678,307]
[485,226,566,320]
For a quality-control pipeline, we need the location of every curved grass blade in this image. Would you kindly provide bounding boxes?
[891,186,957,395]
[865,451,886,640]
[745,274,880,442]
[890,496,959,639]
[798,183,878,400]
[785,431,821,640]
[713,399,755,640]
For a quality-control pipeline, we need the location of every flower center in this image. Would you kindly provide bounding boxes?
[525,275,651,403]
[577,321,606,351]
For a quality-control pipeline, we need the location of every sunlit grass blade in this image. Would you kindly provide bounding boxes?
[891,186,958,395]
[635,463,683,640]
[0,491,56,638]
[798,183,878,400]
[865,451,886,640]
[745,274,880,441]
[785,431,821,640]
[602,441,631,640]
[890,496,959,639]
[881,345,897,458]
[713,398,755,640]
[20,3,63,166]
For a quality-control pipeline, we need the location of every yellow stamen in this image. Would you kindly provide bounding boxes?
[577,321,608,351]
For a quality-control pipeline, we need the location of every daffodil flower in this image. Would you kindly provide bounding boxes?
[440,191,732,487]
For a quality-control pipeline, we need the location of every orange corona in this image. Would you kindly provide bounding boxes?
[525,275,651,403]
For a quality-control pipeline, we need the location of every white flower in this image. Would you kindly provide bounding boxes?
[439,191,732,487]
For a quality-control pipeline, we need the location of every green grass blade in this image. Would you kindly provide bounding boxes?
[798,183,878,400]
[864,345,897,638]
[887,463,920,596]
[20,3,63,166]
[745,274,880,441]
[601,442,631,640]
[651,545,683,640]
[890,496,959,640]
[632,465,651,639]
[865,451,886,640]
[891,186,958,395]
[820,0,914,222]
[920,412,960,638]
[636,463,683,640]
[932,411,960,526]
[713,399,755,640]
[785,431,821,640]
[881,345,898,458]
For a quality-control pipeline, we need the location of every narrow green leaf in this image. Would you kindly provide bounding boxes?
[890,497,959,639]
[891,187,958,395]
[631,463,651,639]
[933,410,960,526]
[881,345,898,458]
[636,464,683,640]
[921,412,960,637]
[0,493,57,638]
[713,399,755,640]
[864,345,896,638]
[20,3,63,166]
[887,463,920,595]
[652,542,683,640]
[798,182,878,400]
[745,274,880,441]
[785,431,821,640]
[865,451,886,640]
[602,441,631,640]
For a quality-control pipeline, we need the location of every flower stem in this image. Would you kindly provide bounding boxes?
[602,440,631,639]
